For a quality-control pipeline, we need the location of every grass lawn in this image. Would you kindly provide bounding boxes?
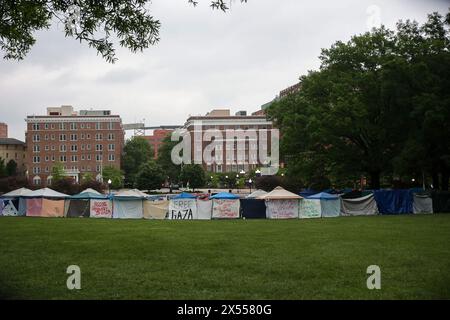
[0,214,449,300]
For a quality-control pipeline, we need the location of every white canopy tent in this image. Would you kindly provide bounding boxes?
[259,186,301,219]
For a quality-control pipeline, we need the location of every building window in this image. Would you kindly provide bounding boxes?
[51,134,55,140]
[87,155,92,160]
[108,144,115,151]
[71,155,78,162]
[86,144,91,151]
[33,176,41,186]
[60,123,66,130]
[80,124,85,129]
[71,145,78,152]
[96,144,103,151]
[45,124,49,129]
[45,156,49,162]
[33,134,40,142]
[32,123,40,131]
[33,156,40,163]
[33,145,40,153]
[96,165,101,172]
[45,134,49,141]
[70,134,78,141]
[96,154,103,161]
[81,155,85,161]
[51,145,56,151]
[87,134,91,139]
[81,134,85,140]
[45,167,50,173]
[96,122,102,130]
[51,155,55,161]
[108,154,115,161]
[45,145,49,151]
[70,123,77,130]
[59,134,66,141]
[33,167,41,174]
[95,133,103,141]
[108,133,115,140]
[60,155,67,162]
[107,122,114,130]
[60,145,67,152]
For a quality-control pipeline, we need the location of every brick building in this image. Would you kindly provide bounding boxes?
[0,123,7,138]
[183,109,274,173]
[25,106,124,186]
[143,129,173,159]
[0,138,27,176]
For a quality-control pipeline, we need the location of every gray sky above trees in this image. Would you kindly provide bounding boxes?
[0,0,448,140]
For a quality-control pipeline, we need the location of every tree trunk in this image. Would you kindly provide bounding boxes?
[369,171,380,190]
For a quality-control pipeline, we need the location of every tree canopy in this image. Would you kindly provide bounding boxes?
[122,136,153,187]
[0,0,247,63]
[267,10,450,190]
[136,160,165,191]
[156,134,182,185]
[179,164,206,191]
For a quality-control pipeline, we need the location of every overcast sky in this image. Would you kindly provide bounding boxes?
[0,0,448,140]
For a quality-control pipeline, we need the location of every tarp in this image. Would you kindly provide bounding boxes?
[1,199,19,216]
[210,192,239,199]
[240,199,266,219]
[24,188,68,198]
[431,191,450,213]
[299,199,321,218]
[143,200,168,219]
[307,192,339,200]
[373,190,413,214]
[299,189,318,198]
[260,186,301,200]
[212,199,240,219]
[246,190,268,199]
[113,199,143,219]
[168,198,197,220]
[26,198,43,217]
[320,198,341,217]
[66,199,90,218]
[197,199,212,220]
[173,192,197,199]
[413,193,433,214]
[41,198,65,217]
[340,194,379,216]
[341,190,363,199]
[71,188,106,199]
[113,189,147,199]
[2,187,32,197]
[265,199,299,219]
[90,199,113,218]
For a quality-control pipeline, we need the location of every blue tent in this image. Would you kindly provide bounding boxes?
[173,192,197,199]
[210,192,239,199]
[307,192,339,200]
[373,190,413,214]
[71,191,108,200]
[299,189,318,198]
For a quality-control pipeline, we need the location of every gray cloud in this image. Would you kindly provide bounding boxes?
[0,0,448,140]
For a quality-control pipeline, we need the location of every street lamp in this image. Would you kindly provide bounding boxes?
[255,169,261,177]
[248,178,253,193]
[107,179,112,194]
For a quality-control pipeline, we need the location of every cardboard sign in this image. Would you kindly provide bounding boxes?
[90,200,113,218]
[299,199,321,218]
[212,199,240,219]
[168,199,198,220]
[266,199,299,219]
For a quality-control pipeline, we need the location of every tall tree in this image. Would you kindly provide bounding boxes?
[102,165,124,189]
[6,159,18,176]
[179,164,206,191]
[122,136,153,187]
[0,0,247,63]
[156,134,182,186]
[136,160,165,191]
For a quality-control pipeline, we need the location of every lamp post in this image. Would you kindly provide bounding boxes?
[248,178,253,194]
[255,169,261,177]
[107,179,112,195]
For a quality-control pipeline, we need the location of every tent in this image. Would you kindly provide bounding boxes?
[67,188,110,218]
[299,189,318,198]
[246,190,268,199]
[0,187,32,216]
[168,193,198,220]
[260,186,301,219]
[431,191,450,213]
[305,192,341,218]
[112,189,145,219]
[240,199,266,219]
[412,193,433,214]
[340,194,379,216]
[373,190,413,214]
[143,200,169,219]
[211,192,240,219]
[24,188,68,217]
[197,198,213,220]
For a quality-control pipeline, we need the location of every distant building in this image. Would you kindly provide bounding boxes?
[279,82,301,99]
[25,105,124,186]
[0,138,26,176]
[143,129,173,159]
[183,109,274,173]
[0,123,7,138]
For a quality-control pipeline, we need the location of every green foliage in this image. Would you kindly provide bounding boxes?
[50,162,66,182]
[268,10,450,190]
[102,166,124,189]
[156,134,181,184]
[81,172,94,183]
[0,158,6,178]
[136,160,165,191]
[51,177,80,195]
[0,1,247,63]
[122,136,153,187]
[5,159,17,177]
[180,164,206,191]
